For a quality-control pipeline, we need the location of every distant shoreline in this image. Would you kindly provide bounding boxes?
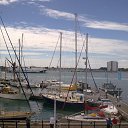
[0,66,128,72]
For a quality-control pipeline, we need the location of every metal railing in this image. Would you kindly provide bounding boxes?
[0,119,128,128]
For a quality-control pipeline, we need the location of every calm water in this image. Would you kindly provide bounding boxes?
[0,70,128,120]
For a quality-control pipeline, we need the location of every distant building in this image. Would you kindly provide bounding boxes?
[107,61,118,72]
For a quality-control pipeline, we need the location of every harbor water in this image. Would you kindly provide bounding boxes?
[0,70,128,120]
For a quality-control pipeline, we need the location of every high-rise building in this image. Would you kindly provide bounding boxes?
[107,61,118,72]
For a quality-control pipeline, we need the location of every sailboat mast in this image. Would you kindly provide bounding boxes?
[59,32,62,92]
[4,59,6,80]
[85,33,88,88]
[19,39,21,81]
[75,13,77,85]
[21,33,24,67]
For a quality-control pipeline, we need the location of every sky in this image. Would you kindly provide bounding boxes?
[0,0,128,69]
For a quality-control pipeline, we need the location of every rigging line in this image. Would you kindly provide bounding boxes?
[1,37,32,112]
[21,33,23,67]
[5,59,31,111]
[82,33,99,92]
[21,53,29,80]
[43,33,60,83]
[6,58,11,69]
[0,26,17,82]
[0,16,40,110]
[77,16,86,47]
[62,34,86,110]
[57,57,60,69]
[20,33,29,80]
[48,35,60,68]
[88,59,99,93]
[0,16,29,88]
[0,26,13,63]
[6,57,15,79]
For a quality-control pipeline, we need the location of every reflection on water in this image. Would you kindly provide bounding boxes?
[0,98,30,111]
[0,98,74,120]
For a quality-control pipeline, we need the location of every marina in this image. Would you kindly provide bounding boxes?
[0,68,128,128]
[0,0,127,127]
[0,70,128,118]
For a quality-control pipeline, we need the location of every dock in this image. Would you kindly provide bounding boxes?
[99,88,128,121]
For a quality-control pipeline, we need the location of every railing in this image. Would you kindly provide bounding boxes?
[0,119,128,128]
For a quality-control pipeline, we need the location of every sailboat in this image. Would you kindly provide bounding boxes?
[66,98,119,122]
[42,16,95,111]
[42,31,86,111]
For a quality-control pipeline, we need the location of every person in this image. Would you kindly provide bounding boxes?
[50,117,55,128]
[112,117,118,128]
[106,117,112,128]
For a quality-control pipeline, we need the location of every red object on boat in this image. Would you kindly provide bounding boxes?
[97,111,105,117]
[99,105,108,109]
[85,104,99,110]
[85,103,108,111]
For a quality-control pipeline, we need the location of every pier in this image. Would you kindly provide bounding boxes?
[99,88,128,121]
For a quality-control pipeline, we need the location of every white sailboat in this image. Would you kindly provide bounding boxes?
[42,15,93,111]
[42,31,85,111]
[99,98,118,115]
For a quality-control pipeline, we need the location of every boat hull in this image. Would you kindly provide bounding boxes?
[0,111,34,119]
[0,93,30,100]
[43,95,85,111]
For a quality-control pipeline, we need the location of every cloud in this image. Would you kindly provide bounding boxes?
[41,8,128,32]
[85,21,128,32]
[1,25,128,68]
[30,0,51,2]
[26,0,51,6]
[43,8,74,20]
[0,0,51,5]
[0,0,18,5]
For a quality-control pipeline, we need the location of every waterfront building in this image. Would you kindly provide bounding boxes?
[107,61,118,72]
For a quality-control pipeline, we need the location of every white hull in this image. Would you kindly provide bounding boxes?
[0,111,34,118]
[0,93,30,100]
[66,114,106,122]
[99,99,118,115]
[19,82,41,88]
[10,81,41,88]
[101,104,118,115]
